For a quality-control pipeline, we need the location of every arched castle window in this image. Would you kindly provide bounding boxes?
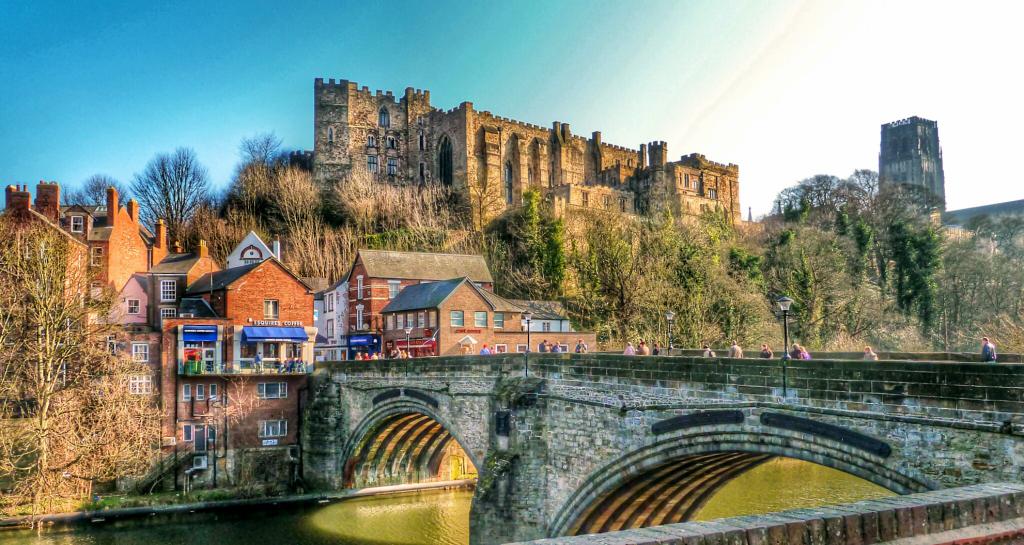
[328,127,334,144]
[504,162,514,204]
[438,136,453,186]
[387,136,397,149]
[418,131,426,151]
[379,107,390,128]
[367,134,376,147]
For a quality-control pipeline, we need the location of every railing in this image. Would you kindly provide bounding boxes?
[177,360,311,376]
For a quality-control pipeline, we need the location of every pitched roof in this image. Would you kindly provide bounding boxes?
[302,276,329,293]
[178,297,218,318]
[475,285,524,312]
[508,299,568,320]
[150,253,203,274]
[381,278,465,313]
[186,262,261,295]
[355,249,493,283]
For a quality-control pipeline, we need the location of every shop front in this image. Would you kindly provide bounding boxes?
[179,325,223,375]
[347,334,381,359]
[236,326,312,373]
[392,337,437,358]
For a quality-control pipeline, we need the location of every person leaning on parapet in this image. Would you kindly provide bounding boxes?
[759,344,773,359]
[624,342,636,355]
[539,340,549,353]
[702,344,716,358]
[982,337,998,363]
[863,346,879,361]
[575,339,588,353]
[638,340,651,355]
[728,341,744,358]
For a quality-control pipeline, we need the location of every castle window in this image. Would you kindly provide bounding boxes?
[419,162,426,183]
[504,162,514,204]
[328,127,334,144]
[528,167,534,186]
[367,155,379,173]
[619,197,627,212]
[708,188,718,200]
[418,132,426,151]
[387,136,397,149]
[581,192,589,207]
[627,159,634,168]
[367,134,376,147]
[603,195,611,208]
[379,107,390,128]
[387,157,398,176]
[684,173,690,188]
[438,136,453,186]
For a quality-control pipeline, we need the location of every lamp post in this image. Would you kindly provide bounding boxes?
[665,310,676,354]
[776,296,794,397]
[522,311,533,377]
[404,327,412,359]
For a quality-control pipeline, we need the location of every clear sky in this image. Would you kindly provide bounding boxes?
[2,0,1021,216]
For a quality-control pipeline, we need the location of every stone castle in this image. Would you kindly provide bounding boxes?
[312,78,740,226]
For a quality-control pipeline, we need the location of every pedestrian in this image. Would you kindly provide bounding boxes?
[652,343,661,356]
[551,343,562,353]
[638,340,650,355]
[575,339,588,353]
[728,341,744,358]
[480,344,491,355]
[982,337,998,363]
[863,346,879,361]
[759,344,773,359]
[799,346,812,360]
[539,340,549,353]
[790,344,802,360]
[624,342,636,355]
[370,352,380,360]
[702,344,716,358]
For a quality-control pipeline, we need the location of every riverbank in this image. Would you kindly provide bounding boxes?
[0,479,476,531]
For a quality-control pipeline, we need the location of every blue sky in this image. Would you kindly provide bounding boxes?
[2,0,1021,216]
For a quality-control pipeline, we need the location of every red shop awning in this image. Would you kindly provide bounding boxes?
[395,339,436,349]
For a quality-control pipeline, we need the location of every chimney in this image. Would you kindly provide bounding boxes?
[173,240,183,253]
[106,186,119,227]
[198,239,209,258]
[126,199,139,223]
[272,236,281,260]
[5,184,31,211]
[155,219,166,249]
[34,181,61,223]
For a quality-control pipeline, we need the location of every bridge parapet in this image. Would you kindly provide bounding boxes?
[503,482,1024,545]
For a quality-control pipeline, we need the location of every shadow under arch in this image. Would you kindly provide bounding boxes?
[341,399,480,488]
[550,423,935,538]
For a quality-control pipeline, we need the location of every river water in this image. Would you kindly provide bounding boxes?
[7,458,893,545]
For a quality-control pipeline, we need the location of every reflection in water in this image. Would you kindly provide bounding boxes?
[8,458,894,545]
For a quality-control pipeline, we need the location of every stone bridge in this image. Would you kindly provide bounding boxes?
[301,354,1024,545]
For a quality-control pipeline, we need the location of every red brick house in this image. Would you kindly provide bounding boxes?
[159,257,317,487]
[342,250,493,358]
[381,277,595,356]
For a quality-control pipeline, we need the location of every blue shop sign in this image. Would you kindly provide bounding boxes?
[348,335,378,346]
[182,325,218,342]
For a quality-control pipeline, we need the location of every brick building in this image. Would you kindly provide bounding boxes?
[160,257,317,487]
[312,78,740,226]
[381,277,594,356]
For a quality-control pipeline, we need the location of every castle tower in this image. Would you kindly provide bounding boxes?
[879,116,946,210]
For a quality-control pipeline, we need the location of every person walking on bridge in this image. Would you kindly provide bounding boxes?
[759,344,773,359]
[863,346,879,361]
[728,341,744,358]
[623,342,636,355]
[982,337,998,363]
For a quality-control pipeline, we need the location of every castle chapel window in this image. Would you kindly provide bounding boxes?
[387,136,397,149]
[504,163,514,204]
[379,107,390,128]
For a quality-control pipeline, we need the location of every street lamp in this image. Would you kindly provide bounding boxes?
[776,296,794,398]
[665,310,676,353]
[522,311,533,377]
[404,327,412,359]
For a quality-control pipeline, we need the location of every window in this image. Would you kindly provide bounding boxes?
[603,195,611,208]
[259,420,288,438]
[182,384,192,401]
[684,173,690,189]
[160,307,177,319]
[129,375,152,395]
[367,155,379,173]
[131,343,149,362]
[195,384,205,401]
[387,314,395,331]
[429,311,437,328]
[379,107,390,128]
[388,280,401,299]
[367,134,376,147]
[494,312,504,329]
[419,162,426,183]
[474,311,487,327]
[356,275,364,299]
[417,312,425,328]
[209,383,218,400]
[438,136,453,186]
[70,215,84,233]
[396,313,405,330]
[326,319,334,338]
[516,344,528,353]
[127,299,140,315]
[504,162,514,204]
[581,192,589,207]
[619,197,627,212]
[406,313,414,328]
[257,382,288,399]
[450,311,464,327]
[542,321,552,332]
[264,299,279,320]
[325,293,334,312]
[160,280,177,302]
[387,136,397,149]
[387,157,398,176]
[708,188,718,200]
[183,424,193,442]
[494,344,507,353]
[91,246,104,267]
[355,304,364,329]
[328,126,334,144]
[418,132,426,150]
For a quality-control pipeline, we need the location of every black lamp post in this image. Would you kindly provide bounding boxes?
[665,310,676,354]
[776,296,793,397]
[404,327,412,358]
[523,311,533,377]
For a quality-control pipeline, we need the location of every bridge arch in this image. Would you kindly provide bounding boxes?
[340,398,480,488]
[549,419,936,537]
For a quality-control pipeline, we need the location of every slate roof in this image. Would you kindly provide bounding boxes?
[945,199,1024,226]
[508,299,569,320]
[302,276,329,293]
[356,250,493,283]
[186,262,261,295]
[150,253,203,274]
[178,297,218,318]
[381,277,522,314]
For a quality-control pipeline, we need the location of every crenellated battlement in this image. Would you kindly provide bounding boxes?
[677,152,739,172]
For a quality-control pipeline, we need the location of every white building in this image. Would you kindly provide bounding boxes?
[314,279,349,361]
[225,231,280,269]
[510,300,575,333]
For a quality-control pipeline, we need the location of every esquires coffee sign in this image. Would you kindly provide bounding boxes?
[454,328,483,334]
[253,320,304,326]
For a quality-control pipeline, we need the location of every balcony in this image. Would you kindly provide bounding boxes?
[178,359,311,376]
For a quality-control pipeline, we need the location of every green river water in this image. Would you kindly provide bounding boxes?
[6,458,894,545]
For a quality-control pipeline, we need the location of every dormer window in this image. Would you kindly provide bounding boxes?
[70,215,84,233]
[379,107,390,128]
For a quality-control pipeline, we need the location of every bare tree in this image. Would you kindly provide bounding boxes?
[130,148,212,244]
[0,219,160,519]
[239,132,283,167]
[63,174,131,206]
